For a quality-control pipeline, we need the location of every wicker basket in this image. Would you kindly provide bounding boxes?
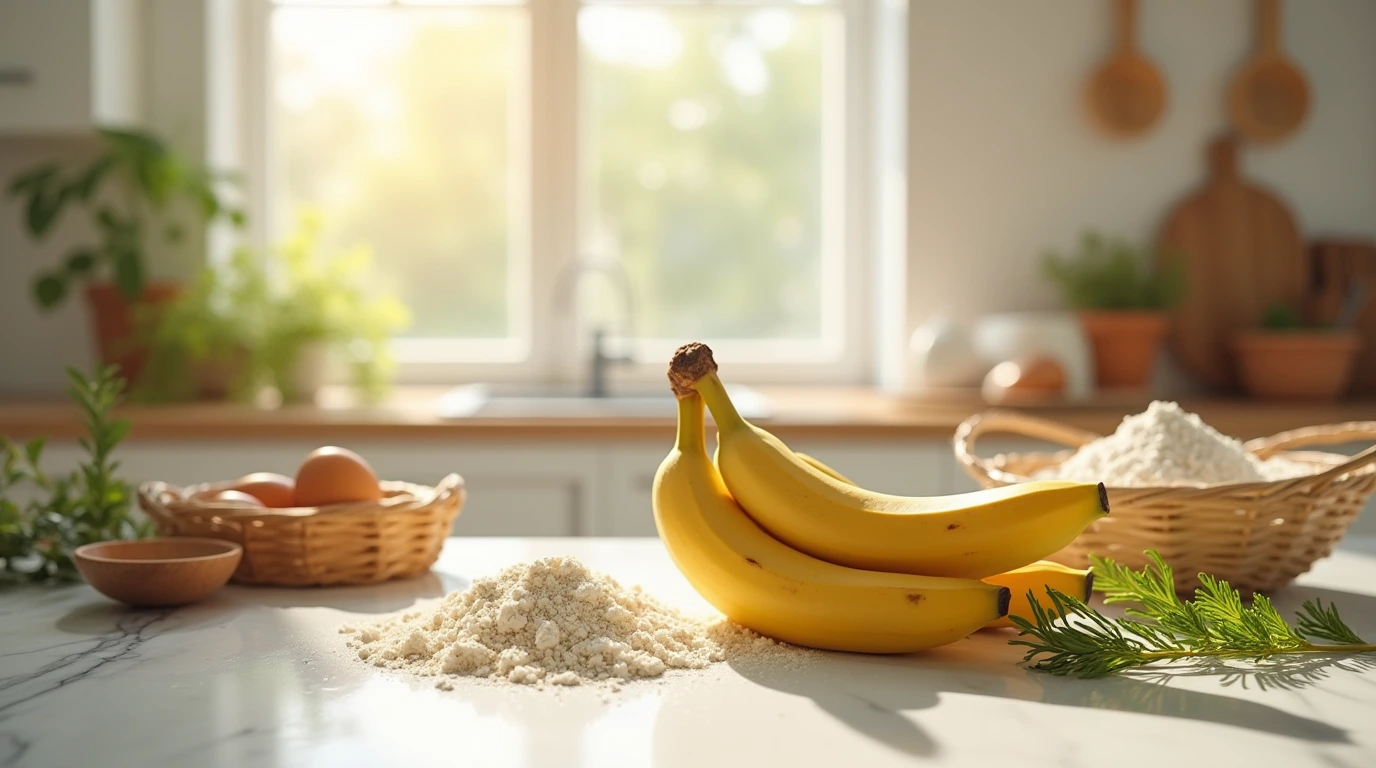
[139,474,465,587]
[954,411,1376,592]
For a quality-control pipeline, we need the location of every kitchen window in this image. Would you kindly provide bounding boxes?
[245,0,874,384]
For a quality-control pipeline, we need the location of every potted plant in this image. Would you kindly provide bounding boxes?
[133,249,270,402]
[1233,304,1361,401]
[7,128,244,384]
[259,212,411,404]
[1041,231,1186,390]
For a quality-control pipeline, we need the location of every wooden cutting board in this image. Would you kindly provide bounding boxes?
[1308,239,1376,394]
[1157,135,1307,391]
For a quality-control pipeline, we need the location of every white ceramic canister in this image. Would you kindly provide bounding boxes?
[908,315,988,389]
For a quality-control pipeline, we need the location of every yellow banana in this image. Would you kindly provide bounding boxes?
[823,408,1095,630]
[669,343,1109,580]
[654,393,1010,653]
[794,452,854,485]
[981,560,1093,629]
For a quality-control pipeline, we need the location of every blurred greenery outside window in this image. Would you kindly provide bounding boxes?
[264,0,848,373]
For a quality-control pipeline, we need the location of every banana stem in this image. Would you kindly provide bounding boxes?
[694,371,747,435]
[675,393,707,454]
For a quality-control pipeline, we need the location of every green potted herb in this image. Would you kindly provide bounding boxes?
[7,127,244,384]
[1041,231,1186,389]
[134,249,271,402]
[1233,303,1361,401]
[259,212,411,403]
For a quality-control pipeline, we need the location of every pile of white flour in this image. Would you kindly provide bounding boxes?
[342,556,788,689]
[1038,401,1312,487]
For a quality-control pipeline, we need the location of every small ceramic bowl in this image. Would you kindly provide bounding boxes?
[74,537,243,607]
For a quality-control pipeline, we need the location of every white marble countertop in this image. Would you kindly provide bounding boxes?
[3,537,1376,768]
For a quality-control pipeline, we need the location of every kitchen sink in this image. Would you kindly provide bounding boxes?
[436,383,774,419]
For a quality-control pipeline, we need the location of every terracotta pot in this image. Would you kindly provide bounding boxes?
[1077,311,1169,390]
[85,281,182,385]
[1233,331,1361,401]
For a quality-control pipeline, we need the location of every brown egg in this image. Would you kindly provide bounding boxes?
[209,489,266,507]
[293,446,383,507]
[230,472,297,508]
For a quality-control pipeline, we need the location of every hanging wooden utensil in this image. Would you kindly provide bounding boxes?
[1229,0,1310,143]
[1157,135,1307,391]
[1086,0,1166,138]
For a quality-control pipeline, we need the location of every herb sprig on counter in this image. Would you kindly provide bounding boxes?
[1,366,150,582]
[1009,551,1376,678]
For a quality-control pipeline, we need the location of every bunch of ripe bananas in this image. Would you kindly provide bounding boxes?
[652,343,1107,653]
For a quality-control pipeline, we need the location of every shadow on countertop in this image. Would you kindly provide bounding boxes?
[727,628,1358,760]
[214,569,470,613]
[53,567,471,637]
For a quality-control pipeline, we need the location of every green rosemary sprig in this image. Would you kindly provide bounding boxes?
[1008,550,1376,678]
[1,366,149,582]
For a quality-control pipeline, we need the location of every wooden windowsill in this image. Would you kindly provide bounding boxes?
[0,386,1372,443]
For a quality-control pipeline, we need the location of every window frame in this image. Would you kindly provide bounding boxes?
[242,0,875,387]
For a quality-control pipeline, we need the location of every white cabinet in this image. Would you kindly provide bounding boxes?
[607,443,668,537]
[31,435,1376,538]
[0,0,143,134]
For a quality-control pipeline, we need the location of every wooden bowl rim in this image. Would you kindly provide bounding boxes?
[75,537,243,565]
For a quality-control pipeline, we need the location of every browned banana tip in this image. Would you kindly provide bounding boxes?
[996,586,1011,618]
[1097,482,1110,514]
[668,342,718,398]
[1083,569,1095,602]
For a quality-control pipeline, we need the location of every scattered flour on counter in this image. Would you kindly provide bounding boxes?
[1037,401,1313,487]
[340,556,797,690]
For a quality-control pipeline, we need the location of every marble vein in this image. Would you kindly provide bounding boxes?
[0,610,171,716]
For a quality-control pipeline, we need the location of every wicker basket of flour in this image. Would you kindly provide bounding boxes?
[955,402,1376,592]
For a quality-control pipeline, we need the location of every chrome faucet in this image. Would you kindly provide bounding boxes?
[553,257,637,398]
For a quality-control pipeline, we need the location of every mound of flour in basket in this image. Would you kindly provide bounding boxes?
[341,556,785,688]
[1037,401,1311,487]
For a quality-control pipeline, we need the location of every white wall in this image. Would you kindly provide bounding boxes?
[0,138,101,395]
[904,0,1376,347]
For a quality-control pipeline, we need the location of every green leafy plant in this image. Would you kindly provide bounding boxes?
[1041,231,1186,311]
[1008,551,1375,678]
[1,367,151,582]
[129,213,409,404]
[1260,302,1333,332]
[133,249,272,402]
[258,212,411,402]
[7,127,244,309]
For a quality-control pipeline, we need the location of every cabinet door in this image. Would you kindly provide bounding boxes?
[788,441,948,496]
[0,0,141,133]
[607,443,668,537]
[0,0,93,131]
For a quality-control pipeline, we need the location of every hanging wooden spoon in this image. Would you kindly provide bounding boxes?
[1229,0,1310,143]
[1086,0,1167,138]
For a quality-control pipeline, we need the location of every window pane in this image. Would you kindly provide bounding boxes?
[580,6,836,342]
[272,6,523,339]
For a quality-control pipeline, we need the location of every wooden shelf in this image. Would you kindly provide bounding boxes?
[0,386,1372,443]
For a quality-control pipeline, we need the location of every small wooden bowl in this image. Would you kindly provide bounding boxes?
[74,538,243,607]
